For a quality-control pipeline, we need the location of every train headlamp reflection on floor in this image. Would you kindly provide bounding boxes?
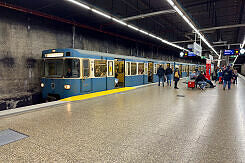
[41,83,44,88]
[64,85,71,89]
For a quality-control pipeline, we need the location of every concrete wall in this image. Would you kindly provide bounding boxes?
[241,64,245,76]
[0,7,200,110]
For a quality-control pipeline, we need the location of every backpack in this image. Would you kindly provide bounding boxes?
[174,71,179,78]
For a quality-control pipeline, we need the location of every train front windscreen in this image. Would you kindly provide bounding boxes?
[43,58,80,78]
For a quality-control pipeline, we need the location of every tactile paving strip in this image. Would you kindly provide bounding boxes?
[0,129,28,146]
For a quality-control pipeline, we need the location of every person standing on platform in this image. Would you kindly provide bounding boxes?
[157,65,165,87]
[213,67,218,82]
[173,66,180,89]
[223,65,233,90]
[233,69,238,84]
[218,69,223,84]
[165,65,173,86]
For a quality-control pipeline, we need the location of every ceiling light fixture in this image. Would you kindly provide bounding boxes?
[66,0,188,51]
[91,8,112,19]
[166,0,219,56]
[66,0,91,10]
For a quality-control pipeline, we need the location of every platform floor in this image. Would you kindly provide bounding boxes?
[1,78,245,162]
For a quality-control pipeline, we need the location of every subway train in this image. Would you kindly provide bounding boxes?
[41,48,205,100]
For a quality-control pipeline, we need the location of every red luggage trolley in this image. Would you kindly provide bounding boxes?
[188,80,195,89]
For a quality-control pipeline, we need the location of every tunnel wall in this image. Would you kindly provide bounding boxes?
[0,7,200,110]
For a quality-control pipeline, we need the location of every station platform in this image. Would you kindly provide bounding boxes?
[1,78,245,162]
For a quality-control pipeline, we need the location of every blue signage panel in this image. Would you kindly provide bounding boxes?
[224,50,235,55]
[188,52,196,57]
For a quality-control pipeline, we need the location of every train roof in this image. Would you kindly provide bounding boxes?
[74,49,171,63]
[42,48,199,65]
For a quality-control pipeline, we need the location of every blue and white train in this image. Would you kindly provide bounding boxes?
[41,48,205,100]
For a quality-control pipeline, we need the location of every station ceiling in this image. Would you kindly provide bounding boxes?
[1,0,245,61]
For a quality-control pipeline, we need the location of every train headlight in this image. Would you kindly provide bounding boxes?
[64,85,71,89]
[41,83,44,88]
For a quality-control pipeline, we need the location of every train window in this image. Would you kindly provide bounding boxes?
[126,62,130,75]
[64,59,80,78]
[94,60,107,77]
[108,61,113,77]
[131,63,137,75]
[44,59,63,78]
[192,65,195,71]
[138,63,144,75]
[83,59,90,77]
[66,52,71,56]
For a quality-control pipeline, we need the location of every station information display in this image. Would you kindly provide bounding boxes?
[224,49,241,56]
[224,50,235,56]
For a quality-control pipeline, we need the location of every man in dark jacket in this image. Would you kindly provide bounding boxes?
[157,65,165,87]
[195,72,215,88]
[222,65,233,90]
[165,65,173,86]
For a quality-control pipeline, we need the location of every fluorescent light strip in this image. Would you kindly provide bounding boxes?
[173,6,183,16]
[91,8,111,19]
[66,0,91,9]
[139,29,149,35]
[111,18,127,26]
[127,24,139,31]
[66,0,187,51]
[166,0,219,56]
[242,38,245,48]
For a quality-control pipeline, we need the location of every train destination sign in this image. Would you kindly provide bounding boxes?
[45,53,64,57]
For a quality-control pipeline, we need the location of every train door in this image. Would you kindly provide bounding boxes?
[148,62,154,82]
[81,59,92,92]
[179,64,182,77]
[107,60,114,90]
[114,59,125,87]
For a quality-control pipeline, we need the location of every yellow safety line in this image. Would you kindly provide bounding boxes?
[60,87,136,102]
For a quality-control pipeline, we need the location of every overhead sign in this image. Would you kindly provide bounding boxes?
[188,52,196,57]
[193,42,202,56]
[224,49,234,56]
[188,44,193,49]
[206,59,211,64]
